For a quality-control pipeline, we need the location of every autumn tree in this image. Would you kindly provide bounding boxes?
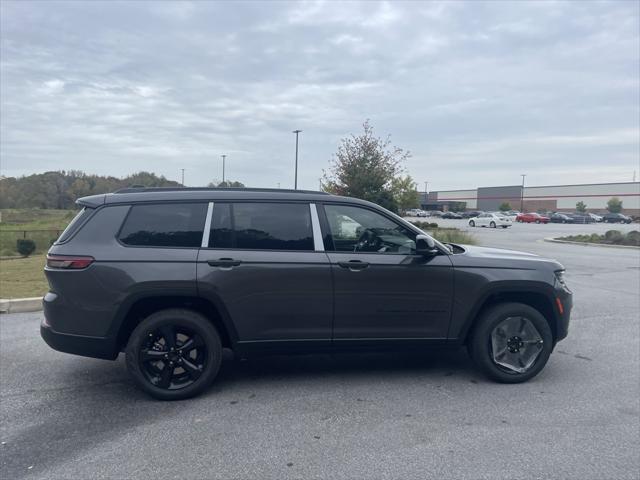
[322,120,410,213]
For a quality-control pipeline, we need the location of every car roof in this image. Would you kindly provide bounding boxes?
[76,187,371,208]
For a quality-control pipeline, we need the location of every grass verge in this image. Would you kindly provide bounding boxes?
[0,255,48,299]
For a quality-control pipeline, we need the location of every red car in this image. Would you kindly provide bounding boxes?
[516,213,550,224]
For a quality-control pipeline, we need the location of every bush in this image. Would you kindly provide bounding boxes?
[604,230,624,244]
[16,239,36,257]
[410,221,439,230]
[626,231,640,246]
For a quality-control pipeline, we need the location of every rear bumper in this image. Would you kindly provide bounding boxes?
[40,319,118,360]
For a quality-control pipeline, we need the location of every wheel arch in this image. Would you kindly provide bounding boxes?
[459,287,560,345]
[112,294,237,352]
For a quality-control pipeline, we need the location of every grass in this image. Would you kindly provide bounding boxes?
[0,208,77,256]
[410,221,477,245]
[0,255,48,298]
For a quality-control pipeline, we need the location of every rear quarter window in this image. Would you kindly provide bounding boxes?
[119,203,208,248]
[55,207,94,244]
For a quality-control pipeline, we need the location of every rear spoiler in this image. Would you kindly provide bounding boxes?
[76,194,106,208]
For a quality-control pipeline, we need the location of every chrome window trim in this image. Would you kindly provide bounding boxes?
[309,203,324,252]
[201,202,214,248]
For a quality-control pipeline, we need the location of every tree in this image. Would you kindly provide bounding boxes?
[207,180,245,188]
[323,120,409,213]
[606,197,623,213]
[575,201,587,213]
[499,202,511,212]
[390,175,419,212]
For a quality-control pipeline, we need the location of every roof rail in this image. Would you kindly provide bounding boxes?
[113,186,330,195]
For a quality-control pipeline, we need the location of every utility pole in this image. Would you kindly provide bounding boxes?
[277,182,281,189]
[221,155,226,185]
[292,130,302,190]
[520,174,527,212]
[181,169,185,187]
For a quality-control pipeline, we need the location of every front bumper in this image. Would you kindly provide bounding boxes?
[40,319,118,360]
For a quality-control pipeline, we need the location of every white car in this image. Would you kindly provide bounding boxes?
[405,209,427,217]
[469,212,512,228]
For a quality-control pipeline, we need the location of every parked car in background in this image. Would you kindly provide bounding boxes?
[405,208,427,217]
[441,212,463,219]
[602,212,633,224]
[568,213,594,224]
[469,212,512,228]
[586,212,603,222]
[516,213,550,224]
[428,210,444,217]
[501,211,519,221]
[461,210,483,218]
[550,213,574,224]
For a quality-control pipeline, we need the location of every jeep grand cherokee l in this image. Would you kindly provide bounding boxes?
[41,187,572,400]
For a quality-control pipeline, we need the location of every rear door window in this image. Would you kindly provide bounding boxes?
[209,203,313,251]
[119,203,207,247]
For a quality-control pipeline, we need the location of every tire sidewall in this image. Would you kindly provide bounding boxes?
[126,309,222,400]
[468,303,553,383]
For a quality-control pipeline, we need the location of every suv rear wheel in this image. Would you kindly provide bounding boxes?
[468,302,553,383]
[125,309,222,400]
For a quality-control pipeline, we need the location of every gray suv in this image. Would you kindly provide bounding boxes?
[41,187,572,400]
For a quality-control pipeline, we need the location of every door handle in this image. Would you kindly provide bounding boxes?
[207,258,241,268]
[338,260,370,271]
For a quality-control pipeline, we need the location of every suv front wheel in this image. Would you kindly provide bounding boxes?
[125,309,223,400]
[468,302,553,383]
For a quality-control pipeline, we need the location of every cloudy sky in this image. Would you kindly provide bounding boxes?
[1,0,638,191]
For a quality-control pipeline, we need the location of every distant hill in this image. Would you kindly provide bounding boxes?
[0,170,181,209]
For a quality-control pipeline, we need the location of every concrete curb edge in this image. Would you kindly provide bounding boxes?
[0,297,43,314]
[543,237,640,250]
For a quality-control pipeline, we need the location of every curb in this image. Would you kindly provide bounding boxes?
[0,297,43,314]
[543,238,640,250]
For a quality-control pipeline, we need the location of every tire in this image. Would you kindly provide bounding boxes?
[467,302,553,383]
[562,220,566,224]
[502,225,508,228]
[469,220,475,227]
[125,308,223,400]
[490,221,496,228]
[535,220,540,224]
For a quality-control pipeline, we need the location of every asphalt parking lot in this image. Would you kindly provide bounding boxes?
[1,221,639,479]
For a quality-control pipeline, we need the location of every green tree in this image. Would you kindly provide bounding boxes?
[207,180,245,188]
[499,202,511,212]
[575,201,587,213]
[606,197,623,213]
[323,120,409,213]
[390,175,419,212]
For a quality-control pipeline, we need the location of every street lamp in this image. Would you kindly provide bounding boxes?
[181,168,185,187]
[221,155,227,185]
[520,174,527,212]
[292,130,302,190]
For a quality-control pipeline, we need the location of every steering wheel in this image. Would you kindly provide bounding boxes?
[354,229,382,252]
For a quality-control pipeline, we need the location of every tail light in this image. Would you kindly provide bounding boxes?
[46,254,94,269]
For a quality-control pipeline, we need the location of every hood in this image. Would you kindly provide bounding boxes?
[451,244,563,271]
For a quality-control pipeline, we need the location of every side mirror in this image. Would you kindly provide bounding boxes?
[415,234,437,255]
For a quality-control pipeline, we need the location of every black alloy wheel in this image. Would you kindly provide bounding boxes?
[126,309,222,400]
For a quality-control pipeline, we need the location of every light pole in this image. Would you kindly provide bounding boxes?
[520,174,527,212]
[221,155,226,185]
[181,168,185,187]
[292,130,302,190]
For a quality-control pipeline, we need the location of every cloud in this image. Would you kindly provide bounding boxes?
[0,0,638,190]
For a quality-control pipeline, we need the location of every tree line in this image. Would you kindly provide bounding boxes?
[0,170,182,209]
